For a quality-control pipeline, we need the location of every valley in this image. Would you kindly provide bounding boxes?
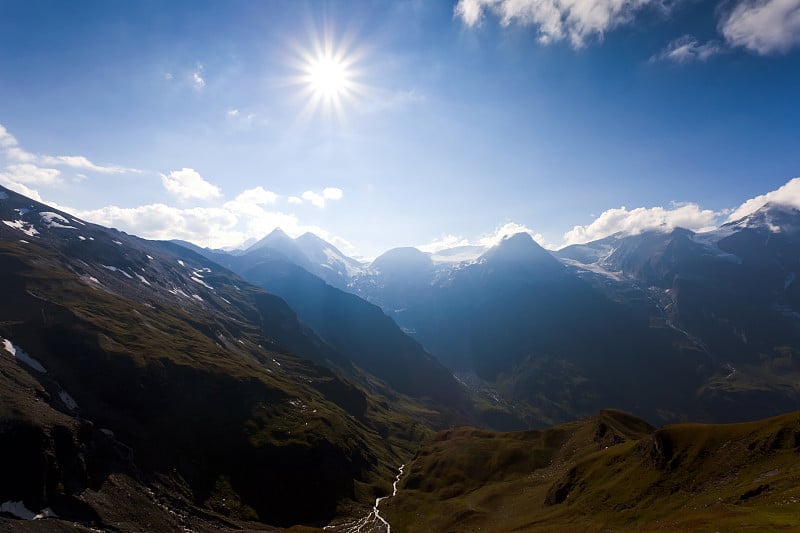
[2,184,800,531]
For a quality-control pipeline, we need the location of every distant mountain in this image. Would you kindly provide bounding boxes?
[225,255,477,427]
[353,232,710,426]
[238,228,365,290]
[385,408,800,532]
[557,202,800,421]
[0,185,428,530]
[175,234,487,429]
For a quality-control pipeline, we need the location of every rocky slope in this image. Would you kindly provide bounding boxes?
[0,185,427,530]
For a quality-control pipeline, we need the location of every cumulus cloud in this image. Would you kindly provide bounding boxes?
[652,35,723,62]
[160,168,222,200]
[721,0,800,54]
[479,221,549,248]
[299,187,344,207]
[454,0,659,47]
[561,203,719,246]
[726,177,800,221]
[75,199,345,251]
[223,186,279,217]
[77,204,239,245]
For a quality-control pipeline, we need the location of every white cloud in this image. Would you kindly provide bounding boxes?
[652,35,723,63]
[561,203,719,246]
[0,122,138,174]
[227,109,239,117]
[77,204,241,247]
[0,174,44,202]
[726,176,800,221]
[2,164,62,185]
[0,124,18,149]
[418,234,473,253]
[301,190,326,207]
[323,187,343,200]
[418,222,549,254]
[192,64,206,89]
[455,0,659,47]
[299,187,344,207]
[160,168,222,200]
[721,0,800,54]
[75,199,344,251]
[37,155,134,174]
[479,222,548,248]
[223,186,279,217]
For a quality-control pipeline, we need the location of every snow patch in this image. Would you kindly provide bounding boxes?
[40,211,76,229]
[1,338,46,373]
[134,273,151,286]
[168,287,190,298]
[19,240,28,244]
[191,294,203,302]
[0,501,57,520]
[191,276,213,290]
[113,240,123,245]
[59,390,79,410]
[3,220,39,237]
[78,235,86,241]
[561,258,624,281]
[177,260,185,267]
[101,265,133,279]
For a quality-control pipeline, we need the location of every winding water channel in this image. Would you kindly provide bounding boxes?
[325,464,405,533]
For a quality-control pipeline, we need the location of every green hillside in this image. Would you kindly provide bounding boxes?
[385,409,800,532]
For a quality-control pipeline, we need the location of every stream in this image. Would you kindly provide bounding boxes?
[325,464,405,533]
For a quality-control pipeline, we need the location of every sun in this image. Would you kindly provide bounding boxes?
[306,55,350,99]
[290,30,366,121]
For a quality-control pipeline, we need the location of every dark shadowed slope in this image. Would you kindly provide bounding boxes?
[0,185,428,530]
[178,241,486,429]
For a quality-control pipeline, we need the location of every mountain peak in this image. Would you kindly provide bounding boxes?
[371,246,433,275]
[296,231,326,245]
[476,232,566,278]
[245,227,296,253]
[723,202,800,235]
[481,232,549,261]
[267,227,289,238]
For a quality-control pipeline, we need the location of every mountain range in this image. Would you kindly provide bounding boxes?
[3,182,800,530]
[185,202,800,427]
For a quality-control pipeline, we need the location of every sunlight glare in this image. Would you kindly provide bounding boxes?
[290,27,367,123]
[307,55,349,99]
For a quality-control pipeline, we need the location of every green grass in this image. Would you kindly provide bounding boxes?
[384,410,800,532]
[0,238,431,527]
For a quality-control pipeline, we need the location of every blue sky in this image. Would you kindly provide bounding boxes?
[0,0,798,258]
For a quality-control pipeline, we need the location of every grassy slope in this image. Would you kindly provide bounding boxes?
[0,232,427,528]
[384,410,800,532]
